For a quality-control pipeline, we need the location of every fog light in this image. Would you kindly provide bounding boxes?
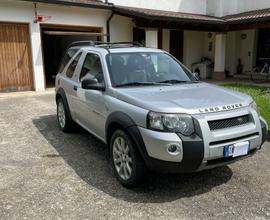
[167,143,181,155]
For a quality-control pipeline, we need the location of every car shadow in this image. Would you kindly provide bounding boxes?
[32,114,233,203]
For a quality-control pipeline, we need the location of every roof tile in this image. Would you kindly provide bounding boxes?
[20,1,270,25]
[114,6,224,24]
[223,8,270,23]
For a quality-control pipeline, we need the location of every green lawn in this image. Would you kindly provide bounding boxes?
[222,84,270,126]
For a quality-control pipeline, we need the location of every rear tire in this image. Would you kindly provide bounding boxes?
[57,98,74,132]
[110,129,146,187]
[251,67,268,83]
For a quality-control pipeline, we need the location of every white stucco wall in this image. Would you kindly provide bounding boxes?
[236,0,270,14]
[162,29,170,52]
[37,4,110,28]
[110,0,270,16]
[183,31,205,69]
[203,32,215,61]
[109,0,207,14]
[207,0,270,16]
[110,15,133,42]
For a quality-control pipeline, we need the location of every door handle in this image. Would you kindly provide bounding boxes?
[73,86,78,91]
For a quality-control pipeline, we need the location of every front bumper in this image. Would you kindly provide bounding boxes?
[138,108,267,173]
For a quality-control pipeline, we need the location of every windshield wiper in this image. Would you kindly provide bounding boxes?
[115,82,171,88]
[158,79,199,84]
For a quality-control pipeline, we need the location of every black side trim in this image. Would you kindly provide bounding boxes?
[260,119,268,146]
[56,88,72,121]
[126,126,151,166]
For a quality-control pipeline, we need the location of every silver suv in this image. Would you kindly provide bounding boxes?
[55,41,268,187]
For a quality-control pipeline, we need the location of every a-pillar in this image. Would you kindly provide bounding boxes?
[145,29,158,48]
[213,33,227,80]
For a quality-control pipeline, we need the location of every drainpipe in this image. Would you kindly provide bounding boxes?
[34,3,38,23]
[106,11,114,42]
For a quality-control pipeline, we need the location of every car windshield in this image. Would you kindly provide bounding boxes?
[106,52,198,87]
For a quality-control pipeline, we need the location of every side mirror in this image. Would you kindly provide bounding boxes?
[81,78,105,91]
[192,72,200,80]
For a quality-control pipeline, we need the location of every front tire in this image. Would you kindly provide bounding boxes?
[110,130,146,187]
[57,98,74,132]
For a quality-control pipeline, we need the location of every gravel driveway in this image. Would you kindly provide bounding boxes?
[0,92,269,220]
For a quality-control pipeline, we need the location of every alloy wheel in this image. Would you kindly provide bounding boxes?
[112,136,133,180]
[57,101,66,129]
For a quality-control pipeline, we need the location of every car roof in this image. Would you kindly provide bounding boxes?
[71,45,164,54]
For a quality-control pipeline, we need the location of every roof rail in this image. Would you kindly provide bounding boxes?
[69,41,143,48]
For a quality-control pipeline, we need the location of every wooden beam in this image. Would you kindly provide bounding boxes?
[134,19,224,32]
[40,23,102,32]
[227,22,270,31]
[43,31,107,36]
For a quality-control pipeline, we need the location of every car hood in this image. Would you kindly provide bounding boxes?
[112,82,252,114]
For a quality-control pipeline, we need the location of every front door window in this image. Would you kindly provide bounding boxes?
[79,53,104,86]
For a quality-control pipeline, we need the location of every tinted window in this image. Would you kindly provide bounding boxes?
[65,52,82,78]
[58,49,78,73]
[80,53,104,85]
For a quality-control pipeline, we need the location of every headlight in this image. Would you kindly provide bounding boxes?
[250,101,259,114]
[148,112,195,136]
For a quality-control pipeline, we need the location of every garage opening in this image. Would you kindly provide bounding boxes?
[41,24,104,88]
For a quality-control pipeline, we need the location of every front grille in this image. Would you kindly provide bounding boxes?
[208,115,251,131]
[209,132,259,146]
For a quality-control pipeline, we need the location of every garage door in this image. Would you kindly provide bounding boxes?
[0,23,33,91]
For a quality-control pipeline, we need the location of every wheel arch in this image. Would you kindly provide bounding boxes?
[105,111,149,164]
[105,111,136,144]
[56,87,73,121]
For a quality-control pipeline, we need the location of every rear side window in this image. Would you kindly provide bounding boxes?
[58,49,78,73]
[65,52,82,78]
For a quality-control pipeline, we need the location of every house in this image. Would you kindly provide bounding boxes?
[1,0,270,92]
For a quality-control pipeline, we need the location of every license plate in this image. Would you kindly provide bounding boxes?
[224,141,249,158]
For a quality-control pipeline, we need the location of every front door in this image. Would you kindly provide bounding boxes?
[76,52,106,140]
